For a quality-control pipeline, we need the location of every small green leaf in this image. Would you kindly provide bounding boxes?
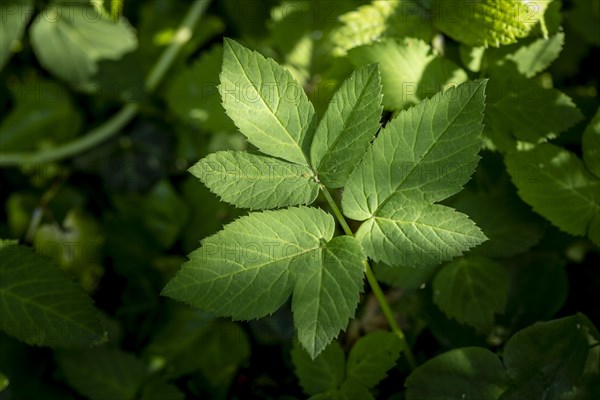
[220,38,315,166]
[506,143,600,239]
[293,236,366,358]
[0,240,106,347]
[348,38,467,110]
[434,0,550,47]
[502,313,600,398]
[310,64,383,188]
[292,340,345,396]
[405,347,509,400]
[433,258,509,332]
[346,331,402,389]
[582,108,600,178]
[0,0,34,71]
[190,151,319,210]
[56,348,145,400]
[30,4,137,82]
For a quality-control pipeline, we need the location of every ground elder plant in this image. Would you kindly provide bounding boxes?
[0,0,599,399]
[163,39,489,362]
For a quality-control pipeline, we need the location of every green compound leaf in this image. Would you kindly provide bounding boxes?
[166,45,236,133]
[0,240,106,348]
[163,207,365,358]
[433,258,509,333]
[190,151,319,210]
[433,0,550,47]
[56,348,145,400]
[349,38,467,110]
[506,143,600,239]
[310,64,383,188]
[220,38,316,166]
[342,80,488,267]
[582,108,600,178]
[502,313,600,399]
[0,0,34,71]
[30,3,137,82]
[405,347,509,400]
[292,340,345,396]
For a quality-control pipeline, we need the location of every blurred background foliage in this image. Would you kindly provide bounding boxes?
[0,0,599,399]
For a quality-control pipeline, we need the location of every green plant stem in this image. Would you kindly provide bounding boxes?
[0,0,209,167]
[319,184,417,371]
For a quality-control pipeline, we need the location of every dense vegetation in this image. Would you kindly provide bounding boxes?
[1,0,599,399]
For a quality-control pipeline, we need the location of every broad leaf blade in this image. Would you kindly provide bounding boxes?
[346,331,402,389]
[310,64,383,188]
[220,39,316,165]
[502,313,599,399]
[433,258,509,333]
[292,236,366,358]
[162,207,334,320]
[56,348,145,400]
[190,151,319,209]
[506,143,600,238]
[291,340,345,396]
[348,38,467,110]
[405,347,509,400]
[342,80,487,221]
[356,202,486,267]
[0,241,105,347]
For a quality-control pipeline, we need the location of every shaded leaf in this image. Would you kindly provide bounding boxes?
[0,241,105,347]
